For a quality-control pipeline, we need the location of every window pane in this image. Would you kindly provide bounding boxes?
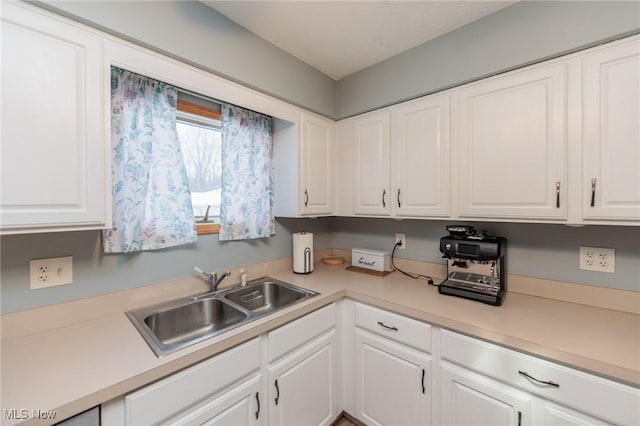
[176,121,221,220]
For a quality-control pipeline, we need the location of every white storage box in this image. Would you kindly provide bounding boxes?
[351,248,391,272]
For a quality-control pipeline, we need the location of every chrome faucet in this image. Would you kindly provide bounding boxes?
[194,267,231,292]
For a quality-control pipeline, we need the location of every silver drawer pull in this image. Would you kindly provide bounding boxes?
[377,321,398,331]
[518,370,559,388]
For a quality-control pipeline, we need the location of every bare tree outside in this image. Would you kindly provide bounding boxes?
[176,121,222,219]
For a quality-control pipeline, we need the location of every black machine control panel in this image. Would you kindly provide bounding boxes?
[440,236,505,260]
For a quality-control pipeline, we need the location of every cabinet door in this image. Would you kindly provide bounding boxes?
[0,3,108,233]
[456,62,568,220]
[354,110,391,215]
[355,329,431,426]
[440,361,531,426]
[393,95,450,217]
[123,338,260,425]
[532,399,613,426]
[164,375,262,426]
[300,113,333,215]
[583,38,640,221]
[269,330,337,426]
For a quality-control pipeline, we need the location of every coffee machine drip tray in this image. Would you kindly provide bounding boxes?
[447,272,499,294]
[439,272,505,306]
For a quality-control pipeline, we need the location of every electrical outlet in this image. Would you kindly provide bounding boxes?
[395,233,406,249]
[579,247,615,273]
[29,256,73,289]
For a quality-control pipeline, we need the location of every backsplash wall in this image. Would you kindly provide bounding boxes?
[2,217,638,314]
[0,218,332,314]
[331,218,640,292]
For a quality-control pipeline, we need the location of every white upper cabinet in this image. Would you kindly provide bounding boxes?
[274,112,333,217]
[353,110,391,215]
[300,112,333,215]
[582,37,640,221]
[0,3,109,234]
[393,95,450,217]
[456,62,568,220]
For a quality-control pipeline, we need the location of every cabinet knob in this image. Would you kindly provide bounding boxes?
[397,188,402,208]
[304,189,309,207]
[382,189,387,208]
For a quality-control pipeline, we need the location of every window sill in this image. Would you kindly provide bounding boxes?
[196,223,220,235]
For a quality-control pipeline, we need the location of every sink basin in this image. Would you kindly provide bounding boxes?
[127,277,319,357]
[225,281,311,314]
[144,298,247,346]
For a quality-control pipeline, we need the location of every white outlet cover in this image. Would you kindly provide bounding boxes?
[29,256,73,289]
[579,247,615,273]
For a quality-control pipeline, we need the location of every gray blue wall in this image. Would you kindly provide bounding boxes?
[33,0,336,118]
[336,1,640,118]
[3,217,638,314]
[0,218,332,314]
[331,218,640,292]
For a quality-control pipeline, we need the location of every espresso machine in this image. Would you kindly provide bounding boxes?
[438,225,507,306]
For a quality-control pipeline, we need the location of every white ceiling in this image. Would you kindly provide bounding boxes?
[202,1,517,80]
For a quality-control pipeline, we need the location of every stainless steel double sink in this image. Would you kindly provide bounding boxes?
[126,277,319,357]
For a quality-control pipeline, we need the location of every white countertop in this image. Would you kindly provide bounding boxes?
[1,263,639,425]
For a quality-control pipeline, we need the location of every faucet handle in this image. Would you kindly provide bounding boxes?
[194,266,215,282]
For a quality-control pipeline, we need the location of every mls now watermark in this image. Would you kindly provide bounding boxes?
[4,408,57,420]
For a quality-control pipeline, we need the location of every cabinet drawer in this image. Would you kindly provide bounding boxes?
[125,338,260,425]
[440,330,639,426]
[355,303,431,352]
[268,303,336,362]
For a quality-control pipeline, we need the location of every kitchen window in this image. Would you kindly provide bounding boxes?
[176,93,222,235]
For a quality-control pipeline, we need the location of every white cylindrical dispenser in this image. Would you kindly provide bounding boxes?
[293,231,314,274]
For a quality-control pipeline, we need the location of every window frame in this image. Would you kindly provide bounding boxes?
[176,99,222,235]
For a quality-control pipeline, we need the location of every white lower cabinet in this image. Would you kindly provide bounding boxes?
[166,375,262,426]
[532,399,614,426]
[267,303,338,426]
[440,361,615,426]
[440,361,531,426]
[355,329,431,426]
[353,303,432,426]
[439,330,638,426]
[102,338,262,425]
[268,330,337,426]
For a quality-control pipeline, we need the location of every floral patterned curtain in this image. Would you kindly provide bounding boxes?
[219,103,275,240]
[103,67,197,253]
